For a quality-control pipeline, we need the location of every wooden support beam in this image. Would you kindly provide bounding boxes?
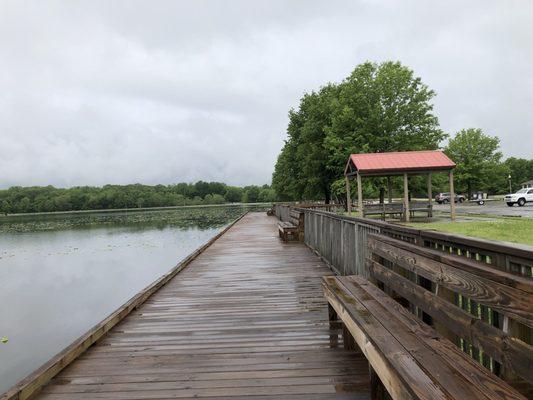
[449,170,456,221]
[427,173,433,218]
[427,173,432,204]
[345,176,352,214]
[357,173,363,217]
[387,177,393,204]
[403,173,410,222]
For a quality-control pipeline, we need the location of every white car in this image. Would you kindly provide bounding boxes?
[505,188,533,207]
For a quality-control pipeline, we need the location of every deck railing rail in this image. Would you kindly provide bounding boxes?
[285,207,533,278]
[275,205,533,387]
[273,204,291,222]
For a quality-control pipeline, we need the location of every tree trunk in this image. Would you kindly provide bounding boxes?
[324,187,331,204]
[379,188,385,204]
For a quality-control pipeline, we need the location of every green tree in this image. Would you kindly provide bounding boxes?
[224,186,243,203]
[272,139,300,201]
[258,187,277,202]
[445,128,503,198]
[504,157,533,192]
[243,186,261,203]
[273,61,445,202]
[0,200,11,214]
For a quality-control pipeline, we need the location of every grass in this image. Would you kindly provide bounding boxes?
[408,217,533,246]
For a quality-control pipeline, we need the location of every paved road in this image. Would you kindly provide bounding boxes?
[433,201,533,218]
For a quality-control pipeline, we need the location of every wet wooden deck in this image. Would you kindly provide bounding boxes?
[35,212,370,400]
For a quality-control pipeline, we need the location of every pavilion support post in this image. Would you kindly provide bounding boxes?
[427,173,432,218]
[387,177,392,204]
[449,170,456,221]
[345,176,352,214]
[357,173,363,217]
[403,173,410,222]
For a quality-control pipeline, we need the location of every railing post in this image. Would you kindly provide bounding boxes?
[403,173,410,222]
[346,176,352,214]
[449,170,456,221]
[357,173,363,217]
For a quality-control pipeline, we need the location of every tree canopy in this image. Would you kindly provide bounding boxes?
[445,129,504,197]
[272,61,533,201]
[504,157,533,192]
[0,182,273,214]
[272,61,446,202]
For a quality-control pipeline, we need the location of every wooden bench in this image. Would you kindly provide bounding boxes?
[408,201,433,218]
[278,209,304,241]
[323,233,532,400]
[363,203,404,220]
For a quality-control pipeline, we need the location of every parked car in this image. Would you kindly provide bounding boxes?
[505,188,533,207]
[435,192,466,204]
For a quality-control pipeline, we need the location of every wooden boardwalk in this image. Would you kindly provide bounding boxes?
[35,212,370,400]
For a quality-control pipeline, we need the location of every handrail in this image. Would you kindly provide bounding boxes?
[296,207,533,274]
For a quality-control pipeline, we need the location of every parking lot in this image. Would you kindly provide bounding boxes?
[433,200,533,218]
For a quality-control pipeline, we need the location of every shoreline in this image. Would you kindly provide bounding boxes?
[0,202,272,218]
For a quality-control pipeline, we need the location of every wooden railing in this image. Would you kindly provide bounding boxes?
[273,204,291,222]
[366,234,533,396]
[298,207,533,278]
[303,208,380,276]
[294,206,533,391]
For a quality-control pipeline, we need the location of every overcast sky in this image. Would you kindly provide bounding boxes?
[1,1,532,188]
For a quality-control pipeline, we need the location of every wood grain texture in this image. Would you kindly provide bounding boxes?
[30,212,370,400]
[1,212,250,400]
[366,258,533,382]
[323,275,527,400]
[346,276,527,400]
[367,235,533,328]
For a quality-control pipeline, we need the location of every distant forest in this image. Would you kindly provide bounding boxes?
[0,182,277,214]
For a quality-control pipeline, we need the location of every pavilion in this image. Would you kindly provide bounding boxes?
[344,150,457,221]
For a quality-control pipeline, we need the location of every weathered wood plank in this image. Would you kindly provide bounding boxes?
[323,276,448,400]
[368,234,533,293]
[347,275,527,400]
[367,235,533,327]
[366,259,533,383]
[7,213,370,400]
[324,274,527,400]
[1,212,251,400]
[338,276,490,400]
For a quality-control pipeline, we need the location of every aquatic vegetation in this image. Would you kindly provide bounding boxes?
[0,204,268,234]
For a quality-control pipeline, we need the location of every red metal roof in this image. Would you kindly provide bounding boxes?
[345,150,455,175]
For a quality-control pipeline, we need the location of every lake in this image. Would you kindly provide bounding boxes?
[0,205,266,394]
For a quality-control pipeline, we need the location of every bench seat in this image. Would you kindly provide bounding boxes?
[363,202,433,220]
[363,203,404,220]
[408,201,433,218]
[278,221,298,241]
[323,275,526,400]
[278,209,304,242]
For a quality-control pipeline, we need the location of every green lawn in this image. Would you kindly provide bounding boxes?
[408,218,533,246]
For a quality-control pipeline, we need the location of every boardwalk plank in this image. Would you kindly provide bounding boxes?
[33,212,370,399]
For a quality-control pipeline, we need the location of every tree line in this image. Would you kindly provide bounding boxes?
[0,182,276,214]
[272,61,532,202]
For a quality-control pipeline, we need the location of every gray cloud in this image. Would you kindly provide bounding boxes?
[1,0,532,188]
